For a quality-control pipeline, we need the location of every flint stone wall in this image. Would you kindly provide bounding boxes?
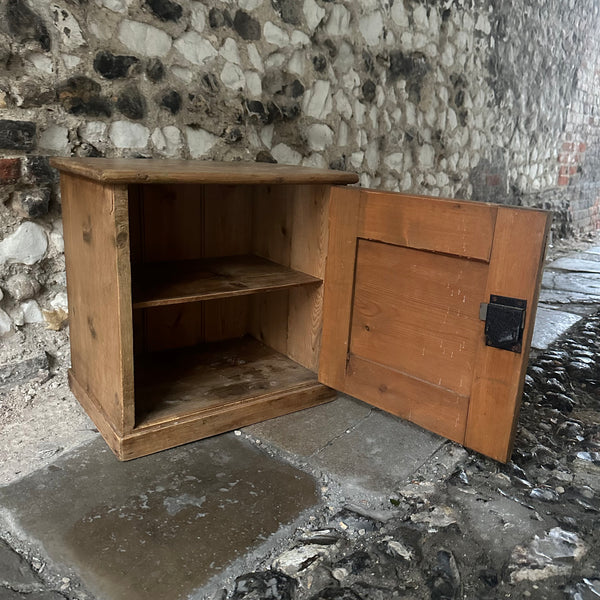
[1,0,600,338]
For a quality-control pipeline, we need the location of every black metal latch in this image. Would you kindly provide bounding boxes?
[479,295,527,353]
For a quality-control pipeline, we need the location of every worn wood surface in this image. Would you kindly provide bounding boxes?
[465,207,552,461]
[50,158,359,185]
[61,174,134,434]
[134,336,320,427]
[318,186,361,390]
[349,240,487,397]
[132,255,322,308]
[120,382,334,461]
[359,189,497,261]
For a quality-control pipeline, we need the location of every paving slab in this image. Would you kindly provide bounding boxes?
[575,252,600,263]
[542,270,600,296]
[531,306,582,350]
[310,408,445,497]
[538,289,600,316]
[0,436,319,600]
[244,395,372,458]
[546,257,600,273]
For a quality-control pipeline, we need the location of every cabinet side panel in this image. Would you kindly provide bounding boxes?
[318,186,361,389]
[61,175,133,433]
[287,185,330,371]
[249,186,293,356]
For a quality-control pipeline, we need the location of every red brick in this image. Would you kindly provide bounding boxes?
[579,142,587,152]
[0,157,21,184]
[559,165,570,177]
[569,165,578,175]
[558,153,570,164]
[562,141,574,151]
[558,175,570,186]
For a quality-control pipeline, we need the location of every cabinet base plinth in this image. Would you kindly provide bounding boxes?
[69,369,335,461]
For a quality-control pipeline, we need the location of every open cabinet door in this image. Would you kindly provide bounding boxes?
[319,187,551,462]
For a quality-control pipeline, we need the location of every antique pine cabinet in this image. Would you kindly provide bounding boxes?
[50,158,551,463]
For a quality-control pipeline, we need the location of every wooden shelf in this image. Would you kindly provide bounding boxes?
[134,336,320,429]
[132,255,322,308]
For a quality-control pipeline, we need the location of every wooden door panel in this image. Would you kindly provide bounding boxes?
[349,240,486,396]
[320,188,551,462]
[359,190,497,261]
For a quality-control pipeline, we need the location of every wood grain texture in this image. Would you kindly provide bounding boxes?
[345,356,468,443]
[120,383,335,461]
[359,189,497,261]
[464,207,551,462]
[134,336,319,427]
[349,240,487,396]
[318,186,361,390]
[132,255,322,308]
[287,185,330,370]
[50,158,359,185]
[61,174,134,434]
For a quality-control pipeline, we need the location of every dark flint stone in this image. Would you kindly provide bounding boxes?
[308,588,363,600]
[13,188,50,218]
[329,156,346,171]
[362,79,376,102]
[313,54,327,72]
[455,89,465,107]
[160,90,182,114]
[209,7,232,28]
[146,58,165,82]
[58,76,112,117]
[6,0,51,51]
[22,156,55,184]
[222,126,242,144]
[362,50,374,72]
[389,50,430,101]
[335,550,371,574]
[390,50,429,79]
[231,570,297,600]
[116,86,146,120]
[289,79,305,98]
[0,120,36,151]
[256,150,276,163]
[93,51,139,80]
[75,143,103,158]
[271,0,302,25]
[544,391,575,412]
[146,0,182,22]
[246,100,267,121]
[202,73,220,93]
[479,568,499,587]
[323,39,337,58]
[233,10,261,40]
[429,549,460,600]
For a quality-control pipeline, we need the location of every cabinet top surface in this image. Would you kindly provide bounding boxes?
[49,158,359,185]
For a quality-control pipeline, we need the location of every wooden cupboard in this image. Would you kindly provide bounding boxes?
[50,158,551,463]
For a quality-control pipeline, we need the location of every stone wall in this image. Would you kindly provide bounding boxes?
[1,0,600,340]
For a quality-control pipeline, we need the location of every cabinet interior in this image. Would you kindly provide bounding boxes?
[127,182,331,429]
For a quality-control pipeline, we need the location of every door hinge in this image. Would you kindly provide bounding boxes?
[479,295,527,353]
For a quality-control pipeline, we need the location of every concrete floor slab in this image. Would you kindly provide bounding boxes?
[311,408,445,497]
[574,252,600,263]
[244,396,372,458]
[546,257,600,273]
[0,436,319,600]
[531,306,582,350]
[542,270,600,296]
